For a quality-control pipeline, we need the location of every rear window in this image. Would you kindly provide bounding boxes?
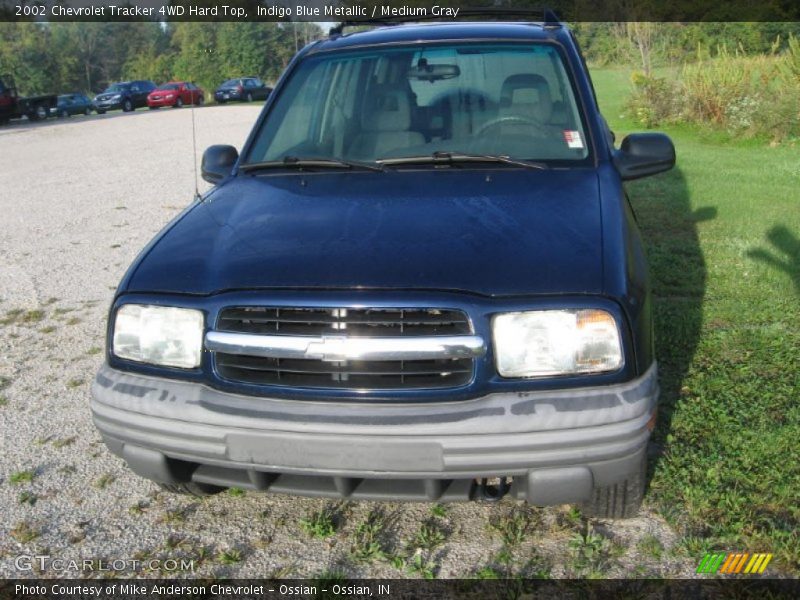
[247,42,590,164]
[157,84,181,91]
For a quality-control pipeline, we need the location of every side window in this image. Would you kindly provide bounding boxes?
[254,78,264,87]
[131,84,140,92]
[245,79,256,88]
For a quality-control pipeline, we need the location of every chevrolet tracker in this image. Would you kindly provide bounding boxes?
[91,18,675,517]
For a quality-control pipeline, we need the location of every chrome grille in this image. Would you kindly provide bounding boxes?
[212,307,477,391]
[217,307,472,337]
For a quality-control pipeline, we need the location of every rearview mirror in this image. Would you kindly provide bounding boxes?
[614,133,675,181]
[407,63,460,82]
[201,145,238,184]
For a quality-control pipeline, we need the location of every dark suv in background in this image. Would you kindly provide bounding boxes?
[92,18,675,517]
[93,80,156,114]
[214,77,272,103]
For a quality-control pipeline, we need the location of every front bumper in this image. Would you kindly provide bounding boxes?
[94,100,121,111]
[147,98,174,107]
[214,91,240,101]
[91,362,658,502]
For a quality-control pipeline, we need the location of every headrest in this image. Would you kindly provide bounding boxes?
[362,88,412,132]
[500,74,553,122]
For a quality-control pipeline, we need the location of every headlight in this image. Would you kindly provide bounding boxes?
[113,305,204,368]
[493,309,623,378]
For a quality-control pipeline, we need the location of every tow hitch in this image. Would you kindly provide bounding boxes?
[475,477,511,502]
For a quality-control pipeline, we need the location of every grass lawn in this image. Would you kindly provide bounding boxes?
[590,67,800,573]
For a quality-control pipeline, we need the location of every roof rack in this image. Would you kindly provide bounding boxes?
[328,7,562,37]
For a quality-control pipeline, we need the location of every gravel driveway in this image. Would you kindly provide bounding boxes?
[0,107,693,580]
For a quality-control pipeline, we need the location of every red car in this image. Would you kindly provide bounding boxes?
[147,82,205,109]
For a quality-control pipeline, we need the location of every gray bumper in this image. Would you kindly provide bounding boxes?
[91,363,658,502]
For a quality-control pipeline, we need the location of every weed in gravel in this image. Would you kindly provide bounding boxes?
[0,376,11,391]
[87,346,102,355]
[300,505,339,539]
[10,470,36,485]
[226,487,245,498]
[18,491,37,505]
[21,310,45,324]
[164,534,191,551]
[269,563,296,578]
[412,520,447,550]
[161,506,191,524]
[430,503,448,518]
[0,395,7,407]
[54,307,74,315]
[130,499,152,515]
[53,436,77,449]
[0,309,23,324]
[66,378,84,389]
[11,521,40,543]
[349,509,388,563]
[39,325,57,334]
[474,565,503,579]
[567,524,613,576]
[217,548,243,565]
[489,506,534,546]
[637,533,665,560]
[110,244,122,249]
[66,317,82,326]
[93,473,115,489]
[44,297,59,305]
[406,550,437,579]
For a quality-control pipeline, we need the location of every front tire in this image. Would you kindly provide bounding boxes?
[175,97,183,108]
[122,99,133,112]
[158,482,223,497]
[84,107,91,116]
[60,109,69,118]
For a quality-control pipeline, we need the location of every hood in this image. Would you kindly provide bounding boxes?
[95,92,122,101]
[126,169,604,297]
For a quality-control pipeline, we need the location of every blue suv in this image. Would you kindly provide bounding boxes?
[92,19,674,517]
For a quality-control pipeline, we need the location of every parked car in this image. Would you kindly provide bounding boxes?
[92,18,675,517]
[50,93,93,118]
[147,82,205,109]
[213,77,271,103]
[93,80,156,114]
[0,74,57,124]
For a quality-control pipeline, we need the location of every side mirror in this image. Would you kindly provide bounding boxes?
[614,133,675,181]
[201,145,238,184]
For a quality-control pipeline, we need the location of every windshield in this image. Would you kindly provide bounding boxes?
[157,83,180,91]
[105,84,129,93]
[221,79,240,87]
[246,43,590,165]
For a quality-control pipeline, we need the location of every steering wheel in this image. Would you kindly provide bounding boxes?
[476,115,549,137]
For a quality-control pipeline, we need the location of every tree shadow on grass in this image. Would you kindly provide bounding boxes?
[747,226,800,296]
[625,167,716,493]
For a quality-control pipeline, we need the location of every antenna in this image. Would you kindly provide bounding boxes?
[190,86,200,202]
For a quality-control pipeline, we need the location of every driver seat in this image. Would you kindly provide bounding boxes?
[497,74,554,132]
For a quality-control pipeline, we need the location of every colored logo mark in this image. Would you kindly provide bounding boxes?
[697,552,773,574]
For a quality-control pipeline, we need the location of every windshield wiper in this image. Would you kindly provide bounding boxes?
[239,156,385,173]
[377,151,549,170]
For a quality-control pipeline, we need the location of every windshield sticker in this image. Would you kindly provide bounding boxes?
[563,130,584,149]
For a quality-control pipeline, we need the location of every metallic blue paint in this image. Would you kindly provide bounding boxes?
[109,21,661,401]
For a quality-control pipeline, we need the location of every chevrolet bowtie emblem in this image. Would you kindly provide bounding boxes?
[305,337,351,362]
